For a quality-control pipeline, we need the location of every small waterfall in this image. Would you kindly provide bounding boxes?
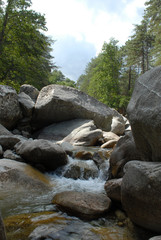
[48,155,109,195]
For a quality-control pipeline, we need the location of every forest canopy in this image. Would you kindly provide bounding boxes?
[77,0,161,113]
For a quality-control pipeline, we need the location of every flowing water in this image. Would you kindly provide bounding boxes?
[0,154,154,240]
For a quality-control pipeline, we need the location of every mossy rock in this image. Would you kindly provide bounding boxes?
[4,211,67,240]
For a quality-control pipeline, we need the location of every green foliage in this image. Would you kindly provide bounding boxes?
[49,69,76,88]
[0,0,54,90]
[145,0,161,65]
[77,39,130,111]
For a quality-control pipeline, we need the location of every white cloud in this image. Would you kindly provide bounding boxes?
[31,0,146,80]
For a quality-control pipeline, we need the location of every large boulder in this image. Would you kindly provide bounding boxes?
[109,131,140,178]
[19,84,39,102]
[32,84,115,131]
[127,66,161,161]
[15,139,68,171]
[52,191,111,220]
[0,159,51,190]
[121,160,161,233]
[0,85,22,129]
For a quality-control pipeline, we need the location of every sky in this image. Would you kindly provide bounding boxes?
[31,0,146,81]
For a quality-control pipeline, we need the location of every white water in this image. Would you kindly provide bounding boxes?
[0,155,109,218]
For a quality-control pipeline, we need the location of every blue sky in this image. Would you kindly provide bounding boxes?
[32,0,146,81]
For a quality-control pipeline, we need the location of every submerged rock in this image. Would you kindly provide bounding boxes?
[52,191,111,220]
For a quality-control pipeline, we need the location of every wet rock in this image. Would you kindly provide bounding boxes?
[109,131,140,178]
[32,84,115,131]
[74,150,93,160]
[0,85,22,129]
[19,84,39,102]
[104,178,122,202]
[15,139,68,171]
[4,211,67,240]
[127,66,161,161]
[63,160,98,180]
[18,92,35,118]
[121,161,161,233]
[52,191,111,220]
[61,120,103,146]
[0,159,51,190]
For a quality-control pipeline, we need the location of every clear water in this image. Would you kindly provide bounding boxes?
[0,156,109,218]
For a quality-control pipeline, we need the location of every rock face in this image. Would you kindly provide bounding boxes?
[32,84,114,131]
[0,212,6,240]
[52,191,111,220]
[121,160,161,233]
[0,159,50,190]
[0,85,22,129]
[127,66,161,161]
[109,131,140,178]
[15,139,68,171]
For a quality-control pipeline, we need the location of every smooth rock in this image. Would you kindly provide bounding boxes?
[0,135,26,150]
[109,131,140,178]
[61,120,103,146]
[19,84,39,102]
[149,237,161,240]
[15,139,68,171]
[32,84,115,131]
[18,92,35,118]
[102,131,120,142]
[111,116,125,136]
[101,139,118,148]
[127,66,161,161]
[3,149,22,161]
[105,178,122,202]
[121,160,161,233]
[0,85,22,129]
[35,119,94,142]
[0,124,13,136]
[0,159,50,190]
[52,191,111,220]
